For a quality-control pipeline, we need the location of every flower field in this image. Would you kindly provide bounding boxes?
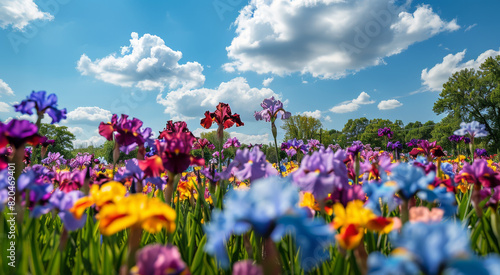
[1,91,500,275]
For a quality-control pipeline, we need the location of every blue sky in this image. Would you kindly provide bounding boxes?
[0,0,499,147]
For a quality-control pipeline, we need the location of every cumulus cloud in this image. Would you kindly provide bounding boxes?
[421,49,500,91]
[157,77,279,121]
[378,99,403,110]
[0,0,54,30]
[73,135,106,148]
[330,92,374,113]
[229,132,270,145]
[77,32,205,91]
[224,0,459,79]
[0,79,14,96]
[67,126,84,135]
[0,102,10,112]
[262,77,274,87]
[299,110,322,119]
[67,106,112,122]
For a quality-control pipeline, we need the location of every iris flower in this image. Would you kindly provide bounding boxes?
[134,244,190,275]
[200,102,244,139]
[97,194,176,235]
[222,147,277,182]
[254,96,291,122]
[0,119,42,148]
[155,131,204,175]
[281,138,308,157]
[292,148,349,200]
[387,141,402,151]
[377,127,393,139]
[193,138,215,150]
[204,176,334,270]
[13,90,67,124]
[69,152,92,169]
[99,114,153,154]
[70,181,127,219]
[454,121,488,140]
[455,159,500,188]
[158,120,193,139]
[32,190,87,231]
[409,140,445,159]
[222,137,241,149]
[388,163,436,200]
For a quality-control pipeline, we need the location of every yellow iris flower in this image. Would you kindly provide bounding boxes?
[97,194,176,235]
[70,181,127,219]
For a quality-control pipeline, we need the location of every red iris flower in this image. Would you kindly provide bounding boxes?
[200,102,244,131]
[158,120,193,140]
[156,130,204,175]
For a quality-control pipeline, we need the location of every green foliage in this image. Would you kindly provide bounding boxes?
[281,115,322,142]
[33,123,76,163]
[433,55,500,152]
[431,114,462,153]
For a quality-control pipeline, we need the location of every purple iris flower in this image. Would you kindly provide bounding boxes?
[254,96,291,122]
[13,91,67,124]
[475,148,488,158]
[328,144,341,151]
[55,168,87,193]
[42,152,65,166]
[155,131,204,175]
[281,138,308,157]
[0,119,42,148]
[223,147,277,182]
[32,190,86,231]
[406,139,419,147]
[135,244,189,275]
[69,153,92,169]
[99,114,153,154]
[330,184,365,207]
[114,158,165,190]
[292,148,349,200]
[201,166,222,184]
[448,135,462,143]
[455,159,500,188]
[307,139,321,152]
[387,141,403,151]
[454,121,488,140]
[463,137,471,144]
[377,127,393,139]
[347,140,364,156]
[17,168,54,207]
[480,186,500,209]
[223,137,241,149]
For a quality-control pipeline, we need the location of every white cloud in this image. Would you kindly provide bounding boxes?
[229,132,269,145]
[157,77,279,122]
[0,102,10,112]
[224,0,459,79]
[352,91,375,105]
[330,91,374,113]
[324,115,332,122]
[67,107,112,122]
[0,0,54,30]
[421,48,500,91]
[73,135,106,148]
[0,79,14,96]
[67,126,84,135]
[378,99,403,110]
[464,23,477,32]
[299,110,322,119]
[77,32,205,91]
[262,77,274,87]
[330,102,360,113]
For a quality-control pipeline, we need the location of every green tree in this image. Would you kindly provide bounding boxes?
[33,123,75,162]
[431,114,462,154]
[281,115,322,141]
[359,119,404,148]
[341,117,369,143]
[433,56,500,152]
[404,120,435,142]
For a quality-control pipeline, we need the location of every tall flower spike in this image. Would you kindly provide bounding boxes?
[13,91,67,124]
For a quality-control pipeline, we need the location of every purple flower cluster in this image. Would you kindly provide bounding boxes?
[377,127,393,139]
[387,141,403,151]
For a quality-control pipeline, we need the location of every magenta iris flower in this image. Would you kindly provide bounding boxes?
[193,138,215,150]
[223,147,277,182]
[307,139,321,152]
[158,120,194,139]
[69,152,92,169]
[42,152,65,166]
[406,139,419,147]
[0,119,42,148]
[455,159,500,188]
[55,169,87,193]
[99,114,153,154]
[13,91,67,124]
[292,148,349,200]
[135,244,189,275]
[155,131,204,175]
[254,96,291,122]
[330,184,365,207]
[377,127,393,139]
[347,140,364,157]
[223,137,241,149]
[448,135,462,143]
